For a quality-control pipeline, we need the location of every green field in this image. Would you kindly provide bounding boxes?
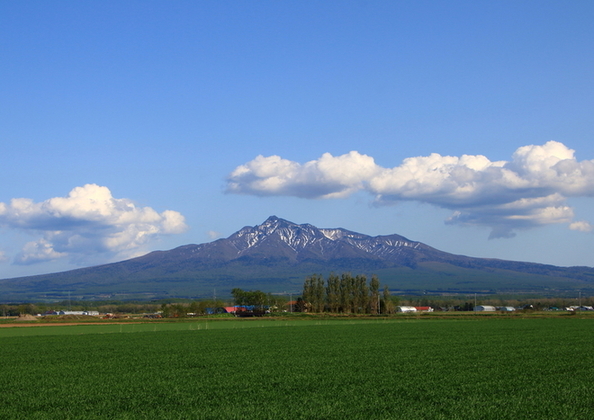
[1,317,593,419]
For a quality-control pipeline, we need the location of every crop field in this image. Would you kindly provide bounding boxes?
[1,317,593,419]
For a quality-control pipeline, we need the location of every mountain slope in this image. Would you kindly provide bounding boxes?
[1,216,594,301]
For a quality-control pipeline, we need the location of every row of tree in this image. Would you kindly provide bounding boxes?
[0,301,162,317]
[231,288,268,308]
[302,273,394,314]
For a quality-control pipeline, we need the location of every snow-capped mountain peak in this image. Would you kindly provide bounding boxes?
[225,216,425,260]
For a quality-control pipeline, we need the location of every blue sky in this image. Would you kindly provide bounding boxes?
[2,1,594,279]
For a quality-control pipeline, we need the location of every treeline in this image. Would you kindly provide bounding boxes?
[231,288,266,308]
[3,292,591,317]
[160,300,225,318]
[163,291,289,317]
[0,301,162,317]
[302,273,395,314]
[397,296,594,311]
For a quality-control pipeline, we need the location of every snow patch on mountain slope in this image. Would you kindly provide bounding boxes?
[226,216,424,258]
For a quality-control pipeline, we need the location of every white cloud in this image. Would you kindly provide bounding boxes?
[206,230,222,240]
[569,221,594,233]
[0,184,188,265]
[14,239,68,265]
[445,194,575,239]
[227,151,381,199]
[227,141,594,238]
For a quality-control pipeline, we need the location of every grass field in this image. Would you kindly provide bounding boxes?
[1,317,593,419]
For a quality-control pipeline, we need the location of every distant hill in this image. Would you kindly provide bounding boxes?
[1,216,593,301]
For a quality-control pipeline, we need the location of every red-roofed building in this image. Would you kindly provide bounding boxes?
[223,306,247,314]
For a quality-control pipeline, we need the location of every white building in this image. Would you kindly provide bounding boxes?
[397,306,417,313]
[58,310,99,316]
[474,305,496,312]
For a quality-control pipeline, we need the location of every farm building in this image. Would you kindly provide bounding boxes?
[415,306,434,312]
[218,305,270,316]
[222,306,251,314]
[57,311,99,316]
[397,306,417,313]
[498,306,516,312]
[204,307,229,315]
[474,305,496,312]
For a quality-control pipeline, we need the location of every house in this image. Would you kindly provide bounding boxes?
[43,310,59,315]
[223,306,249,314]
[474,305,496,312]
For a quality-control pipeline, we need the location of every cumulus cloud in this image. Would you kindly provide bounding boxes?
[569,221,594,233]
[14,239,68,265]
[227,151,381,199]
[226,141,594,238]
[0,184,188,265]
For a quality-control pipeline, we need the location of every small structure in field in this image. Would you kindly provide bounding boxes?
[57,310,99,316]
[397,306,417,313]
[415,306,434,312]
[474,305,496,312]
[223,306,251,315]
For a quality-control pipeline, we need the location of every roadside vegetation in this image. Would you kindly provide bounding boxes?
[1,291,591,320]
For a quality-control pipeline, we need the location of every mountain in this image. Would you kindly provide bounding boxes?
[2,216,594,301]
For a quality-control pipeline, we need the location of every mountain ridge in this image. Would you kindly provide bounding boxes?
[1,216,593,301]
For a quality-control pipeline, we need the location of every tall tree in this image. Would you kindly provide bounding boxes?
[232,288,248,306]
[313,274,325,312]
[301,276,315,310]
[339,273,353,313]
[354,275,369,314]
[382,285,394,314]
[369,275,380,315]
[302,274,325,312]
[326,273,340,313]
[301,273,388,314]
